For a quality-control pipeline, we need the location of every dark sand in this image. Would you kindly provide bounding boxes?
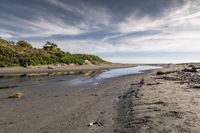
[0,72,145,133]
[1,64,200,133]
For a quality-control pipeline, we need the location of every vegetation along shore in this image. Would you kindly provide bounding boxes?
[0,37,106,67]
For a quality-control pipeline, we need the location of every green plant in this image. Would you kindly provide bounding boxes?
[0,38,106,67]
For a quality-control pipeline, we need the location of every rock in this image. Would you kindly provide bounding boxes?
[140,79,145,84]
[156,71,166,75]
[93,121,103,126]
[188,64,195,68]
[88,122,94,127]
[47,66,54,69]
[87,121,103,127]
[91,94,98,96]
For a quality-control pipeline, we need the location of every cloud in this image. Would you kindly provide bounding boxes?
[45,0,112,28]
[0,32,13,38]
[100,52,200,64]
[0,0,200,63]
[103,0,200,53]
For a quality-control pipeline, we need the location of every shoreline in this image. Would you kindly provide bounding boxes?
[1,64,200,132]
[0,63,137,75]
[0,70,145,133]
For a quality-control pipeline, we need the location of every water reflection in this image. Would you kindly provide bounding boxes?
[0,70,104,79]
[0,66,162,89]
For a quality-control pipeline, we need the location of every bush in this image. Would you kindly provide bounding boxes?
[16,40,32,48]
[0,38,106,67]
[0,62,7,67]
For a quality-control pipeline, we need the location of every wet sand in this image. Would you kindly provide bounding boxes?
[0,72,145,133]
[1,64,200,133]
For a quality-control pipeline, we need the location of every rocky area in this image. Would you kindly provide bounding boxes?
[117,64,200,132]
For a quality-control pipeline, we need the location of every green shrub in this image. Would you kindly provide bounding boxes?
[0,38,106,67]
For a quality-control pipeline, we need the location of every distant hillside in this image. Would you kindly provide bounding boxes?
[0,38,106,67]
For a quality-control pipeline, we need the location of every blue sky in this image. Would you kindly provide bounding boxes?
[1,0,200,63]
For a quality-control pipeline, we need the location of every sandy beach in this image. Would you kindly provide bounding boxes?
[1,0,200,132]
[1,64,200,132]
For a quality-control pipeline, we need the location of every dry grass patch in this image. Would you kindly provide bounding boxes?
[8,92,24,99]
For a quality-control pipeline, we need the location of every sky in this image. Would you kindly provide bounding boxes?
[1,0,200,63]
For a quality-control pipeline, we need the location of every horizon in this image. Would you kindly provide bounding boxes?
[1,0,200,63]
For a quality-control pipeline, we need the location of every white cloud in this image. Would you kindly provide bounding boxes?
[105,0,200,53]
[2,0,200,64]
[0,13,85,39]
[105,56,200,64]
[28,0,200,55]
[44,0,111,30]
[0,32,13,39]
[28,18,84,36]
[0,0,112,40]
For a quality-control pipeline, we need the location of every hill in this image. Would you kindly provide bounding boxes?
[0,38,106,67]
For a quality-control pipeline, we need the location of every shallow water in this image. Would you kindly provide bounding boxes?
[95,65,162,79]
[0,65,161,89]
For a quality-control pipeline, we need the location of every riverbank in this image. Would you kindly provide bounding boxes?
[1,64,200,132]
[0,63,136,75]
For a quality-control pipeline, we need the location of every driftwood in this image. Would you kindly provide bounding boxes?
[188,64,195,68]
[182,67,198,73]
[190,84,200,88]
[154,64,200,89]
[147,82,161,86]
[156,71,176,75]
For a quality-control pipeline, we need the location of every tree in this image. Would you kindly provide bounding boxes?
[8,41,15,45]
[43,42,58,50]
[16,40,32,48]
